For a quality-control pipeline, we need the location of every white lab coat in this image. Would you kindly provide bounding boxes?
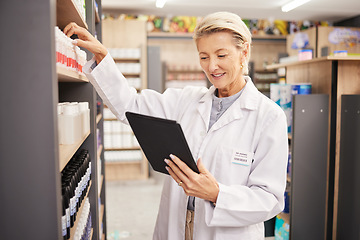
[84,53,288,240]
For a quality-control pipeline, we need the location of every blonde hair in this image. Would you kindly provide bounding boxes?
[193,12,252,75]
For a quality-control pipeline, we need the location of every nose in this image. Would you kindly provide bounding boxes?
[208,57,219,72]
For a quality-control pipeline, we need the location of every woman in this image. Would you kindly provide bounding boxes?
[65,12,288,240]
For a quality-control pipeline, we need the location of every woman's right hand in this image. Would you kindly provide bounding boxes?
[63,22,108,64]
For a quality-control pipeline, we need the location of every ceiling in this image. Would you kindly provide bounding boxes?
[102,0,360,22]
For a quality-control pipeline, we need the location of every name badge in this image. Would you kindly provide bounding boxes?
[231,150,254,166]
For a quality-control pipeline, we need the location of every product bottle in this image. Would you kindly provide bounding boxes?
[59,103,81,144]
[61,195,67,240]
[78,102,90,137]
[61,184,71,239]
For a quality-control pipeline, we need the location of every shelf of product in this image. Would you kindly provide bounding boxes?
[166,66,207,89]
[103,107,148,180]
[58,102,90,143]
[254,70,278,82]
[57,0,88,29]
[253,70,278,93]
[107,48,143,90]
[108,48,141,59]
[148,31,287,40]
[114,63,141,75]
[103,119,140,150]
[264,55,360,239]
[266,55,360,70]
[61,149,92,240]
[104,150,143,163]
[70,197,92,240]
[58,101,91,171]
[105,147,141,151]
[57,66,89,82]
[55,27,88,82]
[101,20,149,178]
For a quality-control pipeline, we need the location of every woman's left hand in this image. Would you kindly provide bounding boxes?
[165,154,219,203]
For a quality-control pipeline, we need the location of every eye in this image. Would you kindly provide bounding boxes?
[218,54,226,58]
[200,56,208,60]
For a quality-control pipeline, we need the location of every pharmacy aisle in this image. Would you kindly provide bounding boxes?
[0,0,106,239]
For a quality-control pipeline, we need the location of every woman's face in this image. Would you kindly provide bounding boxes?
[197,31,247,97]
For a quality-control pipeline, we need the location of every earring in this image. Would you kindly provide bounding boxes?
[240,64,243,69]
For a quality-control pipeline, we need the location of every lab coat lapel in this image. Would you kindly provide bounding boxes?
[197,86,216,131]
[210,77,259,132]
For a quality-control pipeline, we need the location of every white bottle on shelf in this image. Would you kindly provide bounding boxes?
[57,104,64,146]
[78,102,90,138]
[59,103,81,144]
[69,102,82,142]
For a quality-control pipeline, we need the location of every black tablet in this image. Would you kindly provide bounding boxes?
[125,111,199,175]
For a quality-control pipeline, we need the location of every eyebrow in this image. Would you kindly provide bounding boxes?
[199,48,228,55]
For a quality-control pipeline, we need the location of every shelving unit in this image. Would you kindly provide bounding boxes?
[336,95,360,240]
[165,67,208,88]
[57,0,88,29]
[57,66,89,83]
[103,105,148,180]
[94,0,107,239]
[102,50,147,179]
[267,56,360,240]
[0,1,106,239]
[147,31,287,40]
[147,30,286,92]
[102,19,149,181]
[252,69,278,94]
[112,55,142,90]
[59,131,91,171]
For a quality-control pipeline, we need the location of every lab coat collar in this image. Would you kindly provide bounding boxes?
[238,76,260,111]
[197,86,215,130]
[198,77,259,109]
[197,77,259,131]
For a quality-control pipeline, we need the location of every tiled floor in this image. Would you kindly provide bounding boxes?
[105,171,165,240]
[105,171,275,240]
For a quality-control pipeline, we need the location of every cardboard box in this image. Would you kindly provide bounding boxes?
[286,27,317,57]
[286,26,360,58]
[317,26,360,57]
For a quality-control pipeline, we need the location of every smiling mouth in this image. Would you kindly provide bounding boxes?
[211,73,225,78]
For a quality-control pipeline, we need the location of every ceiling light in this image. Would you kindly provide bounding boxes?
[156,0,167,8]
[281,0,311,12]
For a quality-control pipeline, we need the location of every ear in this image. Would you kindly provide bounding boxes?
[242,42,249,58]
